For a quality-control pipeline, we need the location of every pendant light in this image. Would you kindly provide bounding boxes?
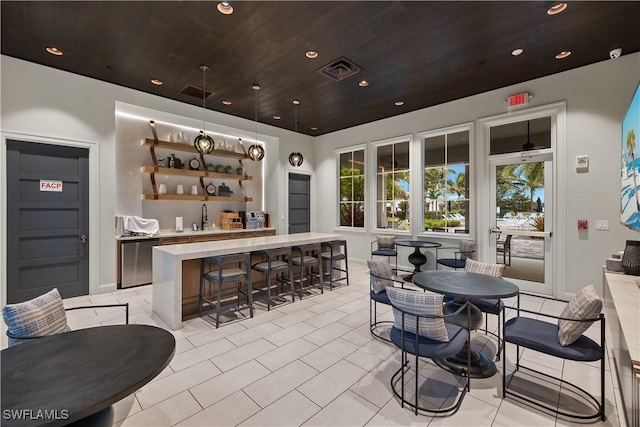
[193,65,214,154]
[248,83,265,161]
[522,120,534,151]
[288,99,303,166]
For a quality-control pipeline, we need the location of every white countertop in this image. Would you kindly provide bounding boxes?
[155,232,343,260]
[152,232,344,330]
[604,271,640,365]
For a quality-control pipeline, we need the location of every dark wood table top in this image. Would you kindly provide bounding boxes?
[1,325,175,427]
[395,240,441,248]
[412,270,519,299]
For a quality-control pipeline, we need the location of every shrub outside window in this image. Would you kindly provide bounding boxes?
[423,128,470,234]
[338,149,365,228]
[375,140,410,231]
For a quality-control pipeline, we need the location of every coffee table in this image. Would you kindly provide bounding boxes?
[412,270,519,378]
[1,324,175,426]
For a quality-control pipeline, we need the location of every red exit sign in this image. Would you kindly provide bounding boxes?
[507,92,530,108]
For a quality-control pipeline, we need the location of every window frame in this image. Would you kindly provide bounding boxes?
[370,135,413,235]
[335,144,367,232]
[417,122,474,239]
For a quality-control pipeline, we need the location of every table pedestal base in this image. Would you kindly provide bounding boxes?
[434,342,497,379]
[441,298,497,379]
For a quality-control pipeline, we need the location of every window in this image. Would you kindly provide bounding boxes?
[374,138,410,231]
[338,148,365,228]
[422,126,470,234]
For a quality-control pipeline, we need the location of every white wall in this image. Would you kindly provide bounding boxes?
[313,53,640,298]
[1,55,315,297]
[2,53,639,299]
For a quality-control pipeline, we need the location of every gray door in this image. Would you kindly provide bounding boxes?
[6,140,89,303]
[288,173,310,234]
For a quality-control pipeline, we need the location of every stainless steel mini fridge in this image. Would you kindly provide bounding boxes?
[120,238,159,288]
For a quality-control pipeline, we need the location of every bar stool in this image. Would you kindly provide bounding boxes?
[290,243,323,299]
[321,240,350,290]
[251,247,295,310]
[199,253,253,328]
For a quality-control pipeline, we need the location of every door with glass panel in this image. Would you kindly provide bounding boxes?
[488,118,553,295]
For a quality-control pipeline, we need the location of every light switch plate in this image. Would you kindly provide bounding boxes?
[576,155,589,172]
[596,220,609,230]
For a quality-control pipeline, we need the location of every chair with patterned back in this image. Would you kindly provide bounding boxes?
[503,286,605,421]
[3,288,129,347]
[371,235,398,272]
[387,287,471,415]
[464,259,506,359]
[436,239,476,270]
[367,258,406,343]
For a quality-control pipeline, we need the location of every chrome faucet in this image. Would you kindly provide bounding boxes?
[201,204,208,231]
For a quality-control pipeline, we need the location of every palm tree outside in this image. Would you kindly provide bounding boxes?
[626,128,639,211]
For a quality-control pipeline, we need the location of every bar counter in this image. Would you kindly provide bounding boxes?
[152,232,343,330]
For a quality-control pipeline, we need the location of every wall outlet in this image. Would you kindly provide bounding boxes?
[596,220,609,230]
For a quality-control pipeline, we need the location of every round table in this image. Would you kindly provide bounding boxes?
[1,325,175,427]
[395,240,441,281]
[412,270,519,378]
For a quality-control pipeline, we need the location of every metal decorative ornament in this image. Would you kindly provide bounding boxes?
[288,152,303,166]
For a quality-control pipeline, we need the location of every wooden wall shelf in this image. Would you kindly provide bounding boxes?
[141,121,254,202]
[140,138,248,159]
[141,166,252,181]
[142,194,253,202]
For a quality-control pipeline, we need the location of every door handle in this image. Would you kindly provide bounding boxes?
[79,235,88,244]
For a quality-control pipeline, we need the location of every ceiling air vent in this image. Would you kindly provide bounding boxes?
[317,57,364,82]
[179,84,215,100]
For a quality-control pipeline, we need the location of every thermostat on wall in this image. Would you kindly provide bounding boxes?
[576,155,589,172]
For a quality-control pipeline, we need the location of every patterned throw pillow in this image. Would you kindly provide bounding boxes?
[464,259,504,277]
[557,284,602,347]
[2,288,71,347]
[376,235,396,249]
[386,286,449,342]
[459,240,476,261]
[367,258,394,294]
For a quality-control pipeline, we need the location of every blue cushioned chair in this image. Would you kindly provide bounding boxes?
[387,287,471,415]
[463,259,506,360]
[368,259,407,343]
[436,239,476,270]
[371,236,398,272]
[502,292,605,421]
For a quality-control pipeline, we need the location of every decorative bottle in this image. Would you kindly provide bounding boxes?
[621,240,640,275]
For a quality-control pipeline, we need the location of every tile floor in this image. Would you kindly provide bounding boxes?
[3,261,627,426]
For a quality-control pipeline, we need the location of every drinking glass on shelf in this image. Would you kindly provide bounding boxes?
[176,185,184,195]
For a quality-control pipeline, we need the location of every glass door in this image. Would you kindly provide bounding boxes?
[488,121,554,295]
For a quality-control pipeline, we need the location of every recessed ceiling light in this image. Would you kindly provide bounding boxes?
[394,101,404,106]
[305,50,318,59]
[511,48,524,56]
[310,126,318,131]
[222,100,232,105]
[150,79,163,86]
[547,3,567,15]
[555,50,571,59]
[217,1,233,15]
[46,47,63,56]
[358,80,369,87]
[273,115,281,120]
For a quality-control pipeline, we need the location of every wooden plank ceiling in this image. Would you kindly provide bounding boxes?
[2,1,639,136]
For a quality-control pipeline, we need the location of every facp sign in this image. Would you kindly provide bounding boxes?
[40,180,63,192]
